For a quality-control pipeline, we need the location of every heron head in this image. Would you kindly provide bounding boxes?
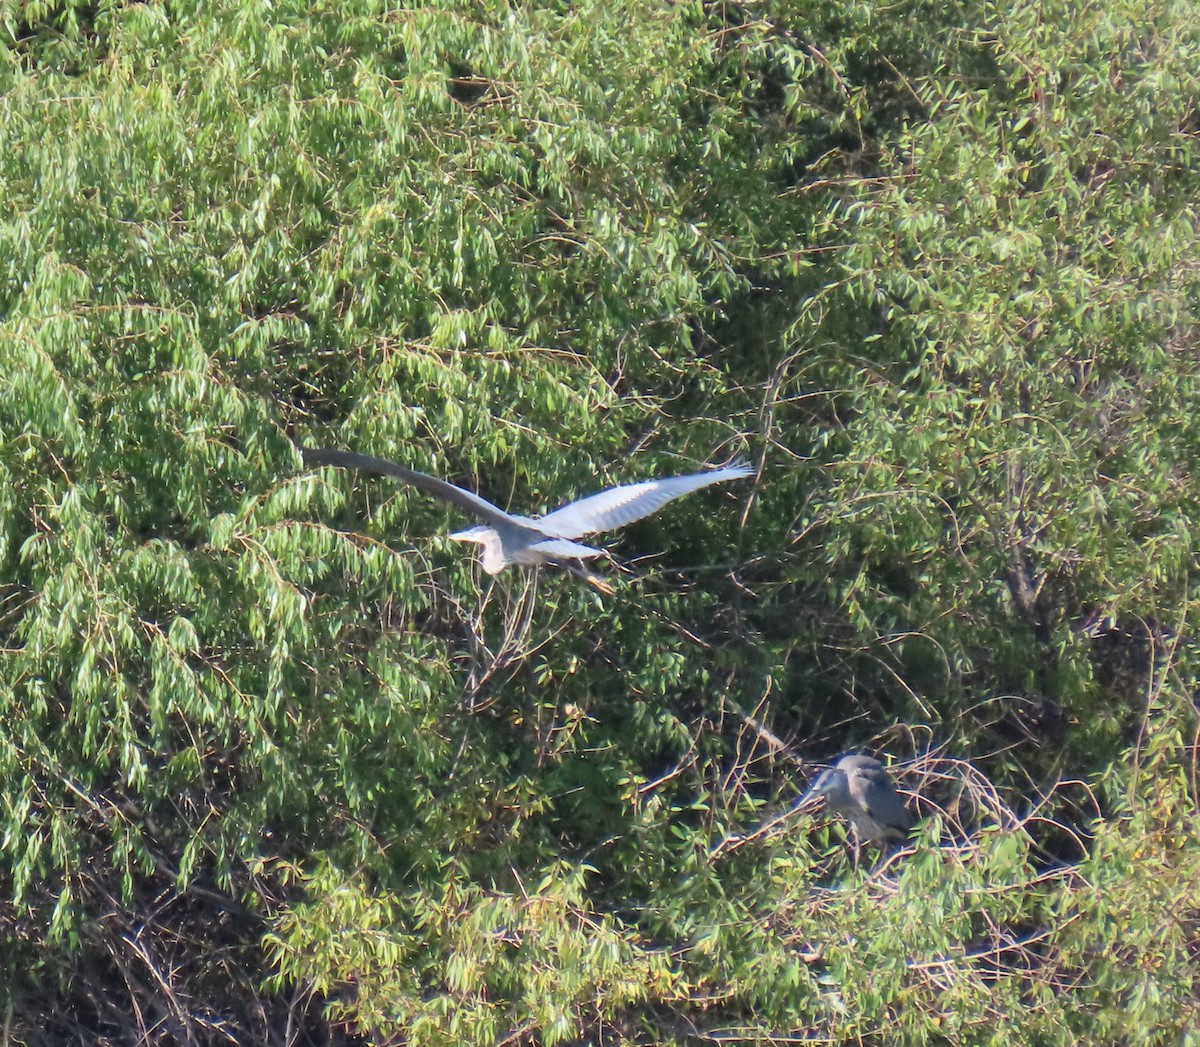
[795,766,849,812]
[449,526,508,575]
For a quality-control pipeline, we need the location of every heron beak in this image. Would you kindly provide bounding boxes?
[792,785,825,812]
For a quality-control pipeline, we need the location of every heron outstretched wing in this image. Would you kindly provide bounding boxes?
[301,447,514,528]
[536,464,753,538]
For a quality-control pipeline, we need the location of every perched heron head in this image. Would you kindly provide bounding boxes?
[796,765,851,812]
[449,526,509,575]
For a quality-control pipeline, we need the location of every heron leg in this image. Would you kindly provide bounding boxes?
[560,561,615,595]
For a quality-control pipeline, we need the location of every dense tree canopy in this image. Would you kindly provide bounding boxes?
[1,0,1198,1043]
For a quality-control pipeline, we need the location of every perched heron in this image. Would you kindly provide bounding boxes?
[795,754,914,844]
[301,447,752,577]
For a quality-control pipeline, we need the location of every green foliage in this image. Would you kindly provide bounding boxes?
[0,0,1198,1042]
[266,858,679,1046]
[776,0,1200,755]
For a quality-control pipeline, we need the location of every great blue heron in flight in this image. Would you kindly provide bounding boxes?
[301,447,752,577]
[795,754,914,844]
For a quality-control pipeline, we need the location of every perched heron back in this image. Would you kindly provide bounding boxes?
[796,754,913,843]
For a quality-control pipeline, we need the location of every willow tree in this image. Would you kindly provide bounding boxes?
[1,0,1198,1042]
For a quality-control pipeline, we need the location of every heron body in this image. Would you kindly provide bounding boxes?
[301,447,752,575]
[796,754,913,843]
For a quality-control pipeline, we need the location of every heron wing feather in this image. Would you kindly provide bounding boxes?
[301,447,513,526]
[526,538,606,561]
[537,465,752,538]
[857,770,913,832]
